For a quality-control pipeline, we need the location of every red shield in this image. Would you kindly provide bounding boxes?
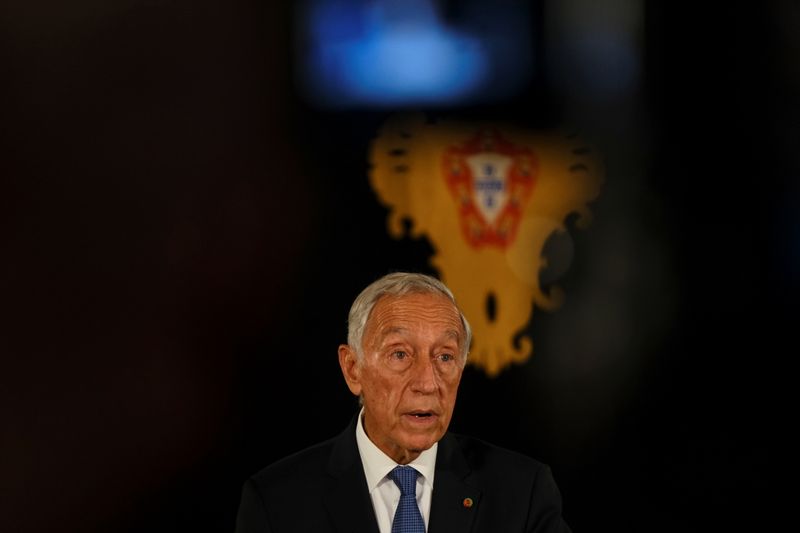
[443,129,537,249]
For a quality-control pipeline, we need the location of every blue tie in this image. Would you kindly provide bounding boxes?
[389,466,425,533]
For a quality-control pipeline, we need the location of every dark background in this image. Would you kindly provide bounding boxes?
[2,1,793,532]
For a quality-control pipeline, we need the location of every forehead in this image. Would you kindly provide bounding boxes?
[365,292,463,340]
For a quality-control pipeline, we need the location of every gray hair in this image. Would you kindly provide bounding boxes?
[347,272,472,364]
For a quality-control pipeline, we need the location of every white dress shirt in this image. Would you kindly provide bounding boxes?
[355,407,437,533]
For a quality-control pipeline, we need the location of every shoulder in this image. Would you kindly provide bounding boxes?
[235,434,346,533]
[449,432,548,469]
[249,435,338,489]
[244,415,360,494]
[442,433,571,532]
[445,431,554,486]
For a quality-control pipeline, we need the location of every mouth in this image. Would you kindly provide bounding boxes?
[403,410,438,423]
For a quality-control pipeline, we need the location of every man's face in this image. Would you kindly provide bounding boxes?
[339,292,466,465]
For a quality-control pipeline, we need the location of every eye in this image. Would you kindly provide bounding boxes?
[386,349,413,370]
[437,353,455,363]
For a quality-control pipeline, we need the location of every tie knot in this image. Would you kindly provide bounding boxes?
[389,466,419,496]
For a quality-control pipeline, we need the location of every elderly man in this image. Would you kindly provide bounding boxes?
[235,272,571,532]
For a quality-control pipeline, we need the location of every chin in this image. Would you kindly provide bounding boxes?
[401,433,440,452]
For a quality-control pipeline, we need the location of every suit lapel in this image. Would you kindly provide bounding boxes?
[428,433,481,533]
[323,415,381,533]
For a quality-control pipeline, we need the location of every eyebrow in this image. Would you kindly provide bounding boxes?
[443,329,460,341]
[378,326,408,344]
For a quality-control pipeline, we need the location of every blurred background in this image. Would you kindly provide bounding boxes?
[1,1,794,532]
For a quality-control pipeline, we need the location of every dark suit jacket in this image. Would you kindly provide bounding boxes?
[235,416,571,533]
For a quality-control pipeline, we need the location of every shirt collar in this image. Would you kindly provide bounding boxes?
[355,407,438,492]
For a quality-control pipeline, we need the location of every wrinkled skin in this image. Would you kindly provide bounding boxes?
[338,293,466,465]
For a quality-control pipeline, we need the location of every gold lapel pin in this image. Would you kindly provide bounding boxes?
[462,497,474,509]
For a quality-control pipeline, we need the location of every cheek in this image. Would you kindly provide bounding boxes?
[438,372,461,393]
[363,371,397,403]
[440,382,461,408]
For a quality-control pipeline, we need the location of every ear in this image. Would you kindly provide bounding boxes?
[338,344,362,397]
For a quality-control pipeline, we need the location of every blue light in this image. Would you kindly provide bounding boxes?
[341,27,488,104]
[298,0,531,108]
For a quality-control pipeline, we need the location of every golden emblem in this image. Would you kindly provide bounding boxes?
[369,113,603,376]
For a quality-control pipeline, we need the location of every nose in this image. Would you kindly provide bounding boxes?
[410,356,438,394]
